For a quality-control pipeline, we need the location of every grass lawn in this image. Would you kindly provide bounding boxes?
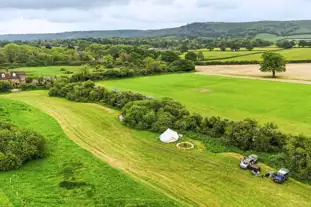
[0,97,178,207]
[98,73,311,135]
[1,91,311,206]
[0,66,84,77]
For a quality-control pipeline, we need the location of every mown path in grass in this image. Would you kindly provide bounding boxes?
[2,91,311,207]
[0,97,178,207]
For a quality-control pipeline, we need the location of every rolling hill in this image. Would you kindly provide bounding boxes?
[1,20,311,41]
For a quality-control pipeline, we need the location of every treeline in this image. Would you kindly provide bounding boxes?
[0,41,195,69]
[0,37,272,52]
[0,122,46,171]
[71,60,194,82]
[200,39,272,52]
[49,80,311,181]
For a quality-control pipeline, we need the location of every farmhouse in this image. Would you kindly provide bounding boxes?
[0,71,26,84]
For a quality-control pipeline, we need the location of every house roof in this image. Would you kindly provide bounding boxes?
[0,71,26,80]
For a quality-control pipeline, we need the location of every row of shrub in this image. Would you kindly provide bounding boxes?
[0,122,46,171]
[49,79,149,108]
[70,59,195,82]
[196,59,311,65]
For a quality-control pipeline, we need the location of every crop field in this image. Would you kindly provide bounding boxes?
[0,97,177,207]
[0,66,84,77]
[98,73,311,135]
[1,91,311,206]
[196,63,311,82]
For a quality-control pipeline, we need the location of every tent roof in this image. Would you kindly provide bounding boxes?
[160,128,179,143]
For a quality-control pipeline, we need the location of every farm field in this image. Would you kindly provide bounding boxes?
[183,47,280,61]
[0,66,84,77]
[98,73,311,135]
[196,63,311,82]
[218,48,311,61]
[1,91,311,207]
[0,97,177,207]
[186,48,311,62]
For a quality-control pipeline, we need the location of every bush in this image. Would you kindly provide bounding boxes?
[60,68,66,71]
[185,52,197,62]
[169,59,195,72]
[0,122,46,171]
[0,81,12,92]
[20,83,38,91]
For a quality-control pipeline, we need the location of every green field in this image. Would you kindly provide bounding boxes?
[254,33,311,41]
[98,73,311,135]
[1,91,311,206]
[183,47,280,61]
[0,97,177,206]
[0,66,84,77]
[219,48,311,61]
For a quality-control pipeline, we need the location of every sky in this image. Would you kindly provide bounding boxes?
[0,0,310,34]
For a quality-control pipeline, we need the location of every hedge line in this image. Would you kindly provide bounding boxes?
[70,59,195,82]
[48,80,311,181]
[0,122,46,171]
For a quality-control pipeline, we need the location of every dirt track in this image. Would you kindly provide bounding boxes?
[196,64,311,84]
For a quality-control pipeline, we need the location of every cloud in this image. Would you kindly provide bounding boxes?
[0,0,130,10]
[0,0,310,34]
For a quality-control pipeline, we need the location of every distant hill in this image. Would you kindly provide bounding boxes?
[1,20,311,41]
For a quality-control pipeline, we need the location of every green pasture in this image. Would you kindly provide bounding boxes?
[0,97,177,207]
[98,73,311,135]
[219,48,311,61]
[1,91,311,206]
[0,66,84,77]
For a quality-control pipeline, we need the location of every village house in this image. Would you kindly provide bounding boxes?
[0,71,27,84]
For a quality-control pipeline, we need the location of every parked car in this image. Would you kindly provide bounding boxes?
[240,155,258,170]
[272,168,289,184]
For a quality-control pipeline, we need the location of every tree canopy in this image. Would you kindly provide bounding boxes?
[260,52,287,78]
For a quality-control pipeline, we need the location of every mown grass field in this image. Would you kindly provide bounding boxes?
[98,73,311,135]
[0,66,84,77]
[0,97,177,207]
[1,91,311,206]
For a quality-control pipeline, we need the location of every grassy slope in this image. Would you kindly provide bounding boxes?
[98,73,311,135]
[0,98,178,207]
[1,91,311,207]
[0,66,84,77]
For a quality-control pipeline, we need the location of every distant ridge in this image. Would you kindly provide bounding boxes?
[1,20,311,41]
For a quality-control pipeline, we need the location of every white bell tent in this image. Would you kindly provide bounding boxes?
[160,128,180,143]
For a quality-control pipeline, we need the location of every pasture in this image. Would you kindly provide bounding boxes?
[0,97,176,207]
[215,48,311,62]
[1,91,311,206]
[98,73,311,135]
[187,48,311,62]
[0,66,84,77]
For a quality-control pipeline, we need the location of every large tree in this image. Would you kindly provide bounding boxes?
[260,52,286,78]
